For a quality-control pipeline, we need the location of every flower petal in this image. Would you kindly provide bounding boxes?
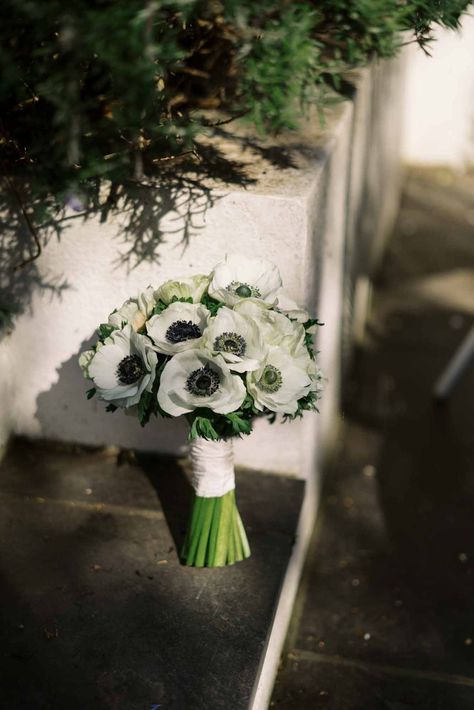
[157,349,245,417]
[147,302,210,355]
[209,253,282,307]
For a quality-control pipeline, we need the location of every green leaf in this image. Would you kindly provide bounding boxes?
[199,417,220,441]
[303,317,324,330]
[282,390,321,422]
[225,412,253,437]
[170,295,193,304]
[188,415,220,441]
[137,390,154,427]
[86,387,96,400]
[305,331,316,359]
[152,300,168,316]
[201,294,225,316]
[106,403,118,413]
[241,393,259,414]
[189,417,199,440]
[98,323,115,342]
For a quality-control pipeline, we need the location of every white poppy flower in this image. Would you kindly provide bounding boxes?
[276,291,310,324]
[155,274,209,304]
[146,302,210,355]
[246,346,313,414]
[201,306,266,373]
[158,350,246,417]
[209,254,282,307]
[235,300,306,353]
[108,286,156,332]
[86,325,157,408]
[238,301,322,397]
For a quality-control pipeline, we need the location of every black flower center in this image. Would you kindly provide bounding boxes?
[117,355,145,385]
[258,365,282,393]
[236,284,251,297]
[186,365,220,396]
[227,281,261,299]
[214,331,247,357]
[166,320,202,344]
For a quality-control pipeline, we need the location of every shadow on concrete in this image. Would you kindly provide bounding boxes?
[1,126,329,343]
[34,334,188,456]
[0,192,70,340]
[137,451,193,556]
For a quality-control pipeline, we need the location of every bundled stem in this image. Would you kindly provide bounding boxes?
[181,491,250,568]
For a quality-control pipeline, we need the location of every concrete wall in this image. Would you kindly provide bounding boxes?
[0,61,404,482]
[403,12,474,168]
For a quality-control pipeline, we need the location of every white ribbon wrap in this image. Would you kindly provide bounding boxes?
[190,437,235,498]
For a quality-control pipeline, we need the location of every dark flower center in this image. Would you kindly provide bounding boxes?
[186,365,220,396]
[214,331,246,357]
[258,364,282,393]
[227,281,261,299]
[166,320,202,344]
[236,284,251,297]
[117,354,145,385]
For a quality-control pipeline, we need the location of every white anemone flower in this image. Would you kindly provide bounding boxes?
[108,287,156,332]
[158,350,246,417]
[209,254,282,307]
[146,301,210,355]
[247,346,313,415]
[201,306,266,373]
[85,325,157,408]
[235,300,307,352]
[276,291,310,324]
[238,301,322,397]
[156,274,210,304]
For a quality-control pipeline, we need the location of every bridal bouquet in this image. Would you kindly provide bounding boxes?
[79,254,323,567]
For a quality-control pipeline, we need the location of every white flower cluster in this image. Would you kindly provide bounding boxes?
[79,254,323,430]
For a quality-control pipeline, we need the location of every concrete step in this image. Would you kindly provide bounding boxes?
[0,439,304,710]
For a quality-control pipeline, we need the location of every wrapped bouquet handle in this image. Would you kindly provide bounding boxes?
[182,438,250,567]
[79,253,323,568]
[190,438,235,497]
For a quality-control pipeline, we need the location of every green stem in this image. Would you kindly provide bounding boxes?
[227,501,236,566]
[181,490,251,567]
[236,509,251,559]
[213,491,233,567]
[194,498,215,568]
[207,496,222,565]
[184,496,205,565]
[233,507,244,562]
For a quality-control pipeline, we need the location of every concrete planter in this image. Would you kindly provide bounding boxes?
[1,63,403,470]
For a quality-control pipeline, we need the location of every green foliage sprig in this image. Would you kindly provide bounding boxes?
[185,393,261,442]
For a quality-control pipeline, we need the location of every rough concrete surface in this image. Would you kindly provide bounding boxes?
[271,167,474,709]
[0,441,304,709]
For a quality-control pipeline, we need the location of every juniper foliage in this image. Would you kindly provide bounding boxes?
[0,0,470,257]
